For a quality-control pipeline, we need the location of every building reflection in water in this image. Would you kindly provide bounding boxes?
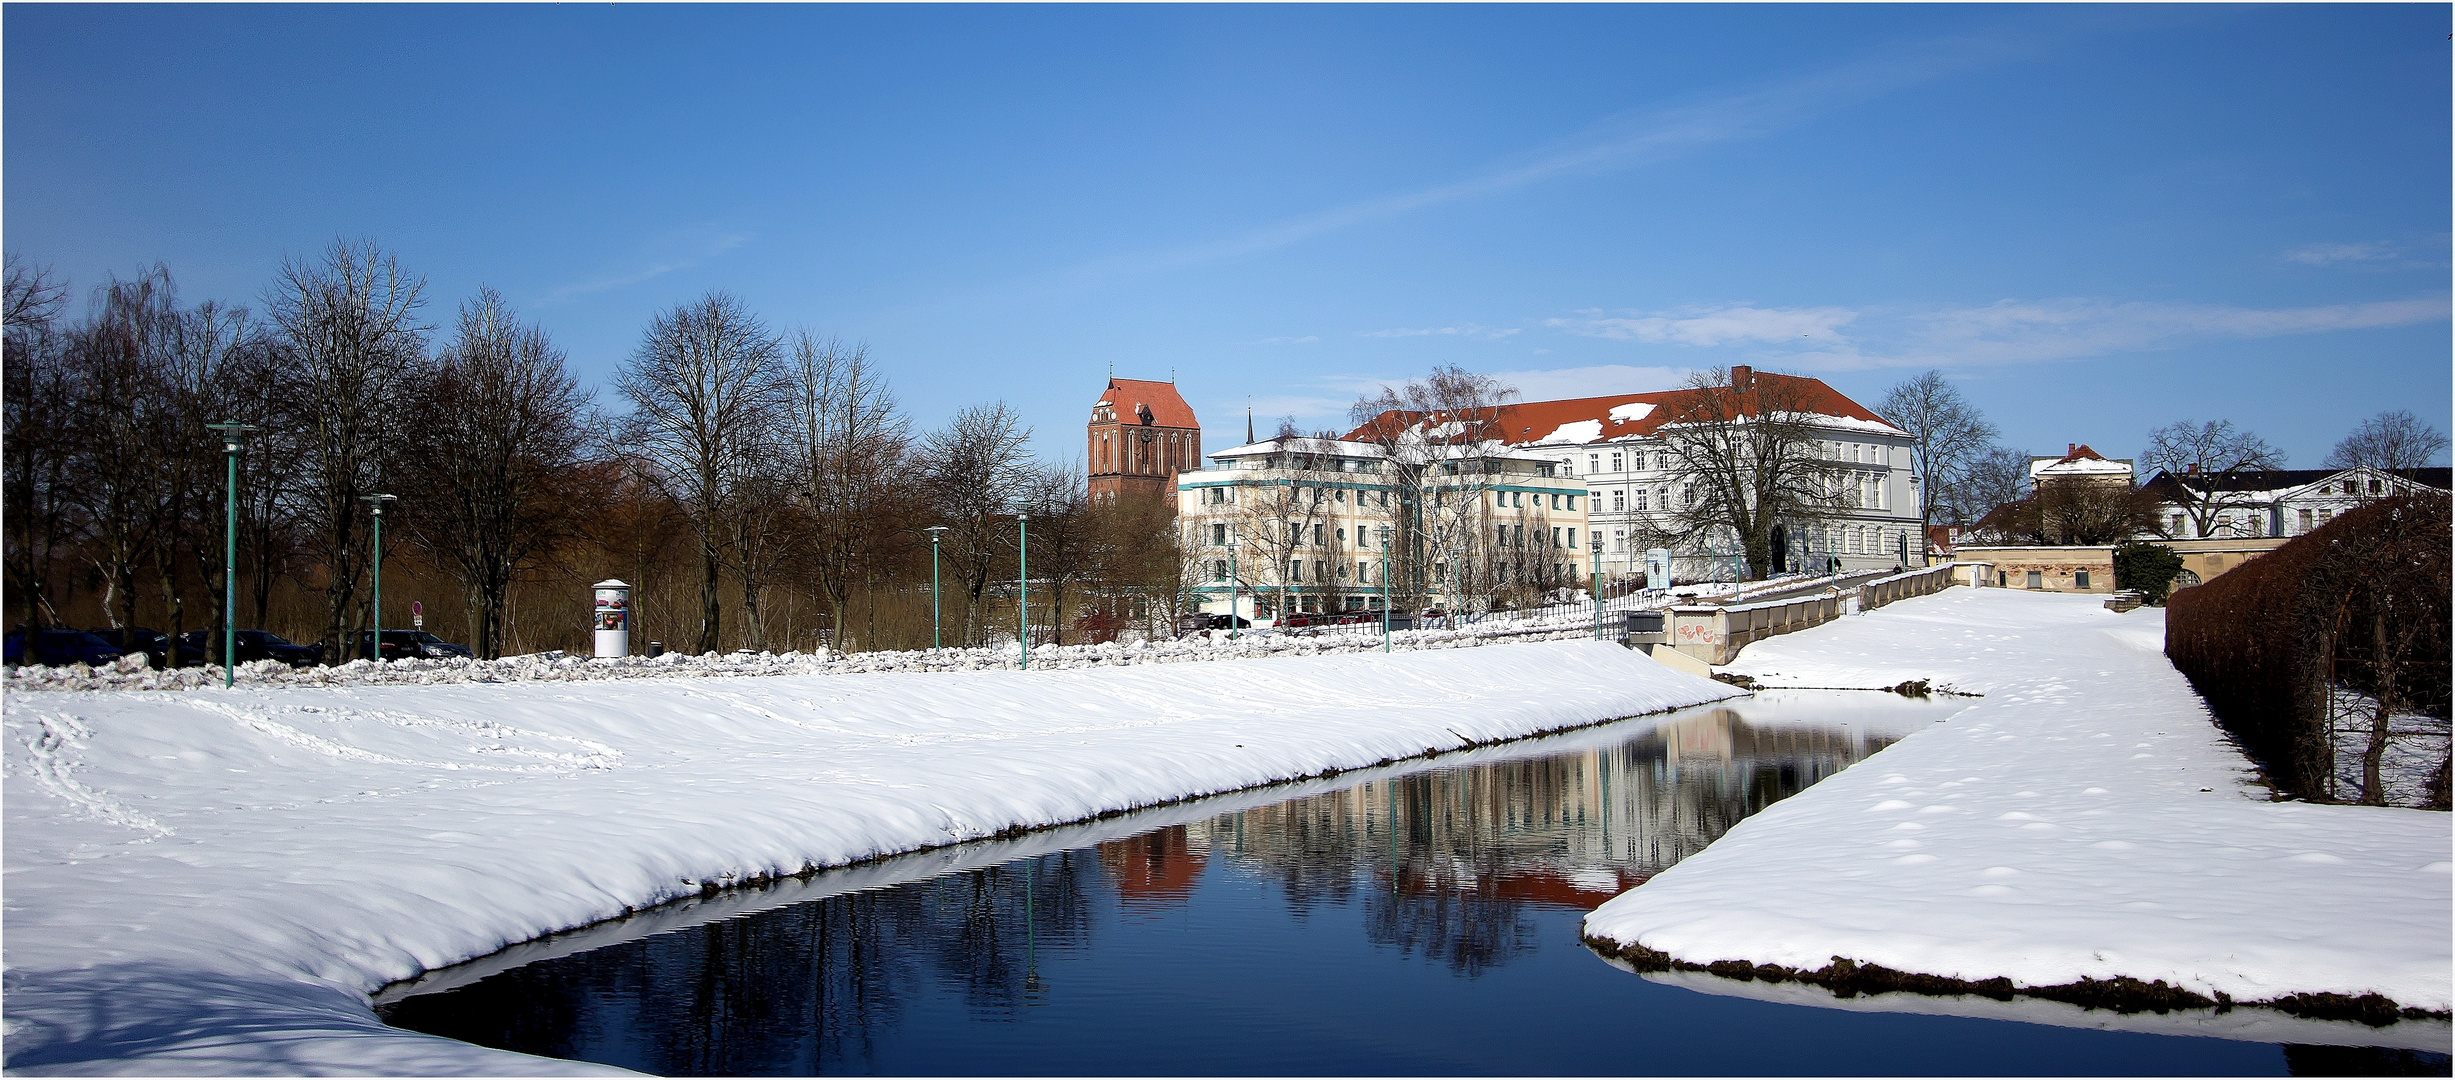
[379,708,1893,1075]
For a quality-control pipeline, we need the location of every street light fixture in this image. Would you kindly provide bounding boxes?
[361,494,397,662]
[1016,512,1029,670]
[923,525,950,651]
[1376,526,1394,653]
[206,422,256,687]
[1591,532,1606,640]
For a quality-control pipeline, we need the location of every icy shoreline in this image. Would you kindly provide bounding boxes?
[1582,588,2452,1027]
[3,640,1736,1074]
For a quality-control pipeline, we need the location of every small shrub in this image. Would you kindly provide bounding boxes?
[2113,540,2186,604]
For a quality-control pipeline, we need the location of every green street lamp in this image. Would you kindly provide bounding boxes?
[1016,512,1029,670]
[924,525,949,651]
[361,494,396,662]
[1377,526,1392,653]
[206,422,256,687]
[1591,533,1606,640]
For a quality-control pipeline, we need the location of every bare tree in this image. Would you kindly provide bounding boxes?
[1877,370,1997,542]
[1653,367,1847,580]
[1022,459,1096,644]
[922,403,1035,646]
[65,267,186,634]
[1347,364,1518,614]
[2323,410,2449,473]
[398,288,591,659]
[617,292,785,654]
[266,239,430,664]
[4,256,79,636]
[782,333,910,651]
[152,297,264,666]
[2140,420,2286,539]
[1940,446,2030,527]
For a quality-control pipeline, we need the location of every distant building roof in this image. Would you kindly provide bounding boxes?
[2031,443,2134,483]
[1344,368,1901,448]
[1093,378,1198,429]
[2141,466,2453,499]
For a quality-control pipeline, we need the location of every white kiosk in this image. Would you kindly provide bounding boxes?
[593,579,631,659]
[1644,548,1673,590]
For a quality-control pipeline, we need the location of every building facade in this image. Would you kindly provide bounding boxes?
[1175,436,1590,620]
[1088,378,1202,502]
[2140,467,2452,540]
[1424,368,1920,584]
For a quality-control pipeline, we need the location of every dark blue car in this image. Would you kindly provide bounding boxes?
[178,629,322,669]
[5,628,129,667]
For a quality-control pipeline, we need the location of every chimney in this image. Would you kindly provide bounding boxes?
[1730,365,1752,390]
[2186,462,2199,476]
[2067,443,2076,458]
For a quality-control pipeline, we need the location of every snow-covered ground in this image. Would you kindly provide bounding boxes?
[3,640,1735,1074]
[1584,588,2452,1023]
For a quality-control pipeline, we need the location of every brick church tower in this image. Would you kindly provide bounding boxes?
[1088,378,1200,501]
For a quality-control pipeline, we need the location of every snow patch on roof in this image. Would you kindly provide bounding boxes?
[1537,420,1603,445]
[1608,402,1655,423]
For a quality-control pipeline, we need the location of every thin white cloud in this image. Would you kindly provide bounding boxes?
[1544,296,2449,373]
[1361,324,1521,340]
[1259,335,1319,346]
[537,230,751,305]
[1549,305,1855,346]
[2284,242,2393,266]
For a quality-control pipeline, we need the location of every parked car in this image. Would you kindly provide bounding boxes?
[345,629,473,661]
[179,629,322,669]
[87,627,177,669]
[4,628,128,667]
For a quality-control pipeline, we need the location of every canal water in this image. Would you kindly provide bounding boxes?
[377,691,2446,1076]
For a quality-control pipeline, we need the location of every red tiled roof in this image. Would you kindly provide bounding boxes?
[1343,370,1894,445]
[1094,378,1199,429]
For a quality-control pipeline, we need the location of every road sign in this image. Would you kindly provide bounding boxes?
[411,601,423,616]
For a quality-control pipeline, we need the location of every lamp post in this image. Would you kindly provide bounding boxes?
[1016,512,1029,669]
[1591,533,1605,640]
[1226,524,1238,640]
[361,494,396,661]
[1377,526,1392,652]
[207,423,256,687]
[923,525,949,651]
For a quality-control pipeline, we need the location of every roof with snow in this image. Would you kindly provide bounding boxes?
[1342,368,1901,448]
[2029,444,2134,482]
[1093,378,1199,429]
[2140,466,2452,498]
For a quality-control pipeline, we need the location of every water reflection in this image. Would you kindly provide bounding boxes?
[374,697,2316,1076]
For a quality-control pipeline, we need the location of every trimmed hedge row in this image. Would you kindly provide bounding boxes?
[2165,494,2450,801]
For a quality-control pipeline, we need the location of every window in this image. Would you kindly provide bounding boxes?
[2170,513,2185,535]
[1589,453,1600,472]
[1567,528,1577,549]
[2026,570,2043,589]
[1611,452,1624,472]
[1378,491,1388,508]
[1316,560,1327,582]
[2342,481,2356,495]
[1613,528,1625,551]
[1515,491,1525,508]
[1336,489,1346,503]
[1337,561,1349,581]
[1552,527,1563,547]
[2298,509,2313,532]
[1290,560,1303,582]
[1212,523,1227,546]
[1515,524,1525,548]
[1634,488,1647,512]
[2370,478,2383,494]
[1313,523,1325,546]
[1655,451,1668,470]
[1550,494,1561,510]
[1288,522,1301,545]
[2074,571,2091,589]
[1213,560,1228,582]
[1336,527,1345,543]
[1681,484,1694,508]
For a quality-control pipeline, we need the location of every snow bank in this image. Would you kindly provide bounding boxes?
[4,640,1735,1074]
[1584,588,2452,1017]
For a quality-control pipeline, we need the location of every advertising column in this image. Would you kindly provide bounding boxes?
[593,579,631,659]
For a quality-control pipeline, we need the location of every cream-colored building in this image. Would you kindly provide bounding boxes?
[1954,545,2115,593]
[1176,436,1591,621]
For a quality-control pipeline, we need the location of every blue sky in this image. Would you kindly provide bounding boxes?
[7,4,2448,467]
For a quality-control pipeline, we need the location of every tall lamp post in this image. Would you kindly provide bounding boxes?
[1377,526,1392,653]
[1591,533,1605,640]
[1226,524,1238,640]
[207,422,256,687]
[361,494,396,661]
[923,525,949,651]
[1016,512,1029,670]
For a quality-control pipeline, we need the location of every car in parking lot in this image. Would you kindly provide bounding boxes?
[87,627,177,669]
[4,628,128,667]
[179,629,322,669]
[345,629,474,661]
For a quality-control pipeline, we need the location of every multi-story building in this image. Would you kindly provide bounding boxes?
[1088,378,1201,502]
[1436,367,1920,583]
[1175,435,1590,620]
[2140,466,2452,539]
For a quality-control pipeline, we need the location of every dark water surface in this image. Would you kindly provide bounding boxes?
[379,692,2443,1076]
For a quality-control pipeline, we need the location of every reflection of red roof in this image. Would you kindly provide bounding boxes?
[1345,370,1894,445]
[1094,378,1199,429]
[1389,867,1646,911]
[1097,826,1206,910]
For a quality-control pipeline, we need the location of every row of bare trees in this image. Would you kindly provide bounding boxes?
[5,244,1193,663]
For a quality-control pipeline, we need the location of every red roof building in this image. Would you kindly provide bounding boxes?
[1088,378,1201,502]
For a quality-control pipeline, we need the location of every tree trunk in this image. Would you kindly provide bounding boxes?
[2359,612,2395,806]
[698,538,722,654]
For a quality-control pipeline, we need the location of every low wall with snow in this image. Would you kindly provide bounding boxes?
[4,640,1736,1074]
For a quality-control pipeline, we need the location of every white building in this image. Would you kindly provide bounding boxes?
[1378,367,1920,583]
[2141,466,2452,539]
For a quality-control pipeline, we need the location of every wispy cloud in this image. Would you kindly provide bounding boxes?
[536,229,751,306]
[2284,242,2393,266]
[1546,296,2450,372]
[1361,324,1520,340]
[1259,335,1319,346]
[1548,305,1854,346]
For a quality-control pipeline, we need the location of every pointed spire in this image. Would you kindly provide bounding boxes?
[1246,402,1255,444]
